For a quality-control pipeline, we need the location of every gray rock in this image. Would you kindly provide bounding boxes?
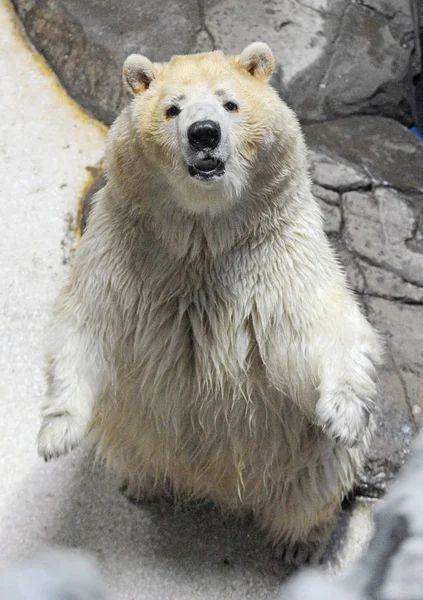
[366,298,423,372]
[343,187,423,287]
[308,150,371,192]
[367,296,423,392]
[310,1,414,123]
[201,0,418,125]
[356,365,415,497]
[10,0,419,125]
[305,116,423,496]
[312,184,340,206]
[306,117,423,305]
[313,185,342,233]
[401,369,423,428]
[304,117,423,193]
[10,0,201,124]
[358,297,423,495]
[354,259,423,303]
[317,198,342,234]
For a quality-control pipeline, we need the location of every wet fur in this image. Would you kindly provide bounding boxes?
[38,47,382,562]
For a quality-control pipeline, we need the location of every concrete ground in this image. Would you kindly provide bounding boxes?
[0,1,375,597]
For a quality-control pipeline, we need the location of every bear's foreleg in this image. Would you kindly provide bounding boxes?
[37,306,106,461]
[313,305,381,448]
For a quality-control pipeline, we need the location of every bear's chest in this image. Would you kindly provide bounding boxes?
[133,279,255,386]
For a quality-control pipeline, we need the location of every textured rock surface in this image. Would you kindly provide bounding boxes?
[10,0,419,125]
[9,0,201,124]
[304,116,423,496]
[280,430,423,600]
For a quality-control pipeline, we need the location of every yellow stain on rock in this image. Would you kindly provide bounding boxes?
[2,0,108,133]
[2,0,108,246]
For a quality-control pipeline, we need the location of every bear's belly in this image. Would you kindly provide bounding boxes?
[93,358,323,508]
[92,290,328,506]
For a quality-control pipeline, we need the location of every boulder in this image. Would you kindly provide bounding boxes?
[10,0,201,124]
[304,116,423,495]
[10,0,419,125]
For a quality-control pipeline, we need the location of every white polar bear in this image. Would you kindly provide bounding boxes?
[37,43,382,565]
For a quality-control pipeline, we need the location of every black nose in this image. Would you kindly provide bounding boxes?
[187,120,221,151]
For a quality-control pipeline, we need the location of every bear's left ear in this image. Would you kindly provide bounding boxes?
[123,54,157,95]
[237,42,275,82]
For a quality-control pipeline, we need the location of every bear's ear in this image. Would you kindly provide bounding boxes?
[237,42,275,82]
[123,54,156,95]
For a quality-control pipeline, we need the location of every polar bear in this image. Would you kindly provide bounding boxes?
[37,43,381,565]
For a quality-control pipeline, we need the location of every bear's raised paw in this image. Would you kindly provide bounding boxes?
[316,384,373,448]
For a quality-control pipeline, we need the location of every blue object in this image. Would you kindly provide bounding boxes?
[411,126,423,140]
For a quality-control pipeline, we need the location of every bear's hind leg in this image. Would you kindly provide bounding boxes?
[257,448,354,568]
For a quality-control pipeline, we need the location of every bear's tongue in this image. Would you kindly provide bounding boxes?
[188,158,225,180]
[194,157,219,172]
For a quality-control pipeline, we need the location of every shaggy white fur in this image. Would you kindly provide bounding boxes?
[37,43,382,564]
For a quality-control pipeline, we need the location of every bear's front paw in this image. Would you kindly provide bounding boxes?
[37,413,86,461]
[316,384,373,448]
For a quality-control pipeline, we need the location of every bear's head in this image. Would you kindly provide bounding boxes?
[119,43,303,215]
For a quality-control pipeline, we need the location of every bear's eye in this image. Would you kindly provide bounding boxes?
[166,105,181,119]
[224,101,238,113]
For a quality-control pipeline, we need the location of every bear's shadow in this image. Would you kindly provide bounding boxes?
[51,452,286,577]
[7,448,358,595]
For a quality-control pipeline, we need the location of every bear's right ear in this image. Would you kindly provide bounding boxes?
[123,54,156,95]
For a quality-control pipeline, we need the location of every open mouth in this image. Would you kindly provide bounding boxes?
[188,157,225,181]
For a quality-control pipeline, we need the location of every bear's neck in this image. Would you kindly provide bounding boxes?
[106,169,312,264]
